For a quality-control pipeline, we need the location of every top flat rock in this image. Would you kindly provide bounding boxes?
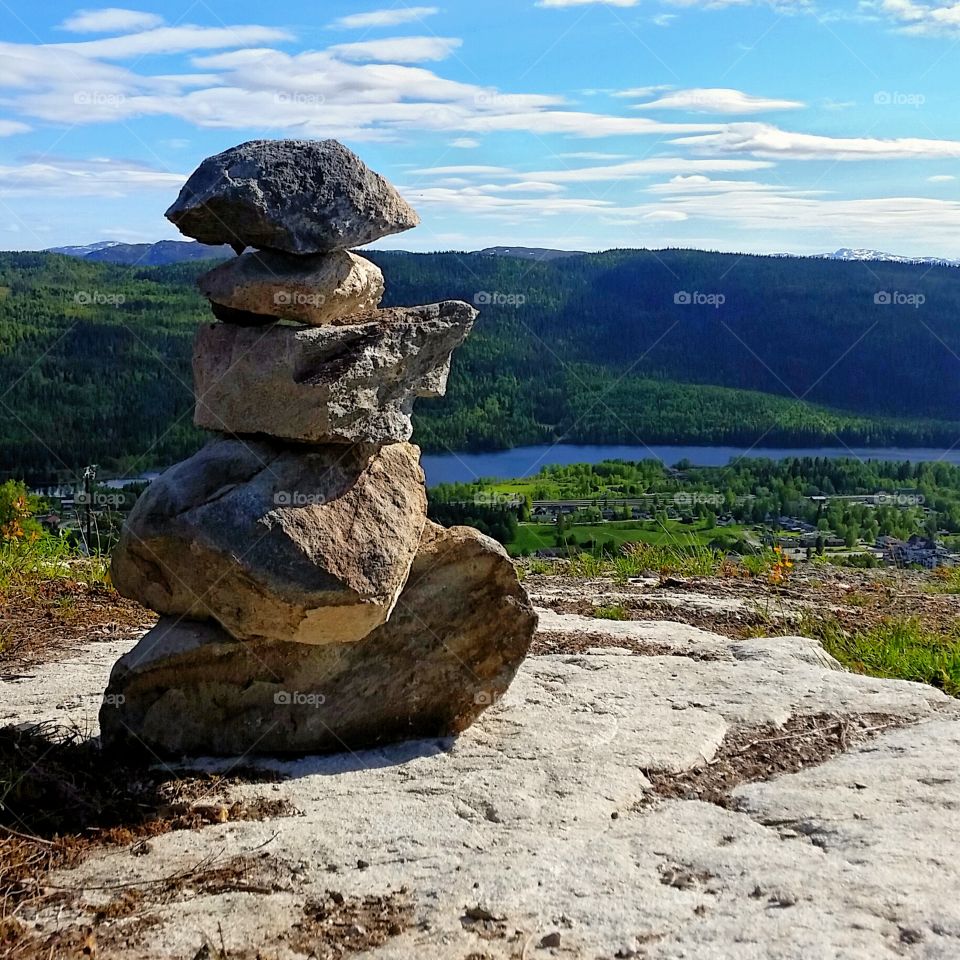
[165,139,420,254]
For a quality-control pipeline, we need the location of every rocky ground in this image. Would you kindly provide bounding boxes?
[2,570,960,959]
[526,564,960,640]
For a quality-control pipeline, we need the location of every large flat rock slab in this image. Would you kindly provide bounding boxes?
[8,607,957,959]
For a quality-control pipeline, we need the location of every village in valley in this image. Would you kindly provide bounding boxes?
[427,458,960,571]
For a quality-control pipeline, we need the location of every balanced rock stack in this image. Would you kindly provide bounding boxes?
[101,140,537,758]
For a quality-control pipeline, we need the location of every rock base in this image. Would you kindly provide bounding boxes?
[101,524,537,757]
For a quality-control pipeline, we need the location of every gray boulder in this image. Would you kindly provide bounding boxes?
[193,301,476,445]
[101,523,538,757]
[165,139,420,254]
[111,439,427,646]
[197,249,384,326]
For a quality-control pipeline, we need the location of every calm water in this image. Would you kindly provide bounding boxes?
[420,443,960,487]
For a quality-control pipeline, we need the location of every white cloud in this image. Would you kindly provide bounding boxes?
[641,210,689,220]
[637,88,805,114]
[473,181,568,193]
[461,111,720,137]
[928,174,956,182]
[612,85,673,99]
[674,122,960,159]
[412,165,517,175]
[0,121,31,136]
[663,190,960,243]
[59,7,165,33]
[538,0,640,6]
[327,36,462,63]
[51,25,293,59]
[653,13,678,24]
[875,0,960,34]
[329,7,440,29]
[0,158,184,198]
[557,151,630,159]
[519,156,773,183]
[450,137,481,148]
[648,174,822,194]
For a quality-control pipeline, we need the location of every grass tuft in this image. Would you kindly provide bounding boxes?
[593,603,630,621]
[798,614,960,697]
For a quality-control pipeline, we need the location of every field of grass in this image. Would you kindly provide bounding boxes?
[507,518,745,557]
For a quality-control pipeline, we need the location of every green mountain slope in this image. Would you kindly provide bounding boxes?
[2,249,959,482]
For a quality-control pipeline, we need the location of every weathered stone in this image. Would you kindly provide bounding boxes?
[193,301,476,445]
[100,523,538,756]
[165,139,420,254]
[111,439,426,646]
[197,250,384,326]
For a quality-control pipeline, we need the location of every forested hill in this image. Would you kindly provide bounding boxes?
[2,247,960,483]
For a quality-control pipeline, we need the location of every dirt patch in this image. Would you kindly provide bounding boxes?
[535,594,787,640]
[290,890,414,957]
[0,581,151,676]
[532,630,725,661]
[639,713,910,808]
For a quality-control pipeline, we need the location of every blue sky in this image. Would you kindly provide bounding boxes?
[0,0,957,255]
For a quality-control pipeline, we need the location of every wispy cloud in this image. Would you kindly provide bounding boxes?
[675,123,960,159]
[59,7,165,33]
[327,36,462,62]
[538,0,639,6]
[0,158,184,198]
[329,7,440,29]
[874,0,960,35]
[51,25,293,59]
[635,88,805,114]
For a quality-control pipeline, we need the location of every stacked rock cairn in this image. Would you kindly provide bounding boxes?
[101,139,537,757]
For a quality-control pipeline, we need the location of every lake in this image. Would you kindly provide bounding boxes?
[420,443,960,487]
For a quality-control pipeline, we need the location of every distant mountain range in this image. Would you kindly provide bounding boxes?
[820,248,960,268]
[46,240,959,268]
[477,246,588,261]
[47,240,233,266]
